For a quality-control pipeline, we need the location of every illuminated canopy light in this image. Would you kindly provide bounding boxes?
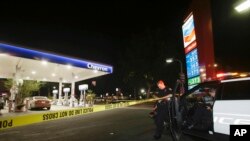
[67,65,72,69]
[93,70,98,73]
[42,60,48,65]
[31,71,36,74]
[235,0,250,12]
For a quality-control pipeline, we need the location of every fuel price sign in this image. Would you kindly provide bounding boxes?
[186,48,200,78]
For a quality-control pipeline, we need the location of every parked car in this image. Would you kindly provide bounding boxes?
[169,73,250,141]
[24,96,51,110]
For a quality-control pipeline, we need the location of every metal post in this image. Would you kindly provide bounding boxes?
[175,59,183,75]
[70,82,76,107]
[175,59,185,95]
[79,90,83,106]
[57,81,63,106]
[83,90,86,107]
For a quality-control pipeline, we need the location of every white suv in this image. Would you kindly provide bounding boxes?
[170,76,250,141]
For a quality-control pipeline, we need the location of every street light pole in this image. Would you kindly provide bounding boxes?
[175,59,185,95]
[174,59,183,75]
[166,58,185,95]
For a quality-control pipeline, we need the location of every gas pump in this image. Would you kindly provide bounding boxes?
[63,88,70,106]
[79,84,88,107]
[52,90,58,105]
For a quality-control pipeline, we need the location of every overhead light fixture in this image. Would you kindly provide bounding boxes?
[41,60,48,65]
[43,78,47,81]
[26,76,30,79]
[74,76,79,79]
[67,65,72,69]
[31,71,36,75]
[52,73,56,77]
[235,0,250,12]
[93,70,98,73]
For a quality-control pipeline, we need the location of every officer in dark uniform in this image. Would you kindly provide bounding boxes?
[153,80,172,140]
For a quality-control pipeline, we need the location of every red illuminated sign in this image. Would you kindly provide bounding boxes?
[185,41,197,54]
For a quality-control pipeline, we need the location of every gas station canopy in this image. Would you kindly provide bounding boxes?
[0,43,113,83]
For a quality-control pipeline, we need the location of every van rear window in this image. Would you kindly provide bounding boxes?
[221,80,250,100]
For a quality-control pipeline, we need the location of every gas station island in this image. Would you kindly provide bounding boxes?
[0,43,113,111]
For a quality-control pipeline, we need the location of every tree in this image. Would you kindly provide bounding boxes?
[3,79,13,90]
[144,73,154,98]
[86,89,96,106]
[19,80,43,98]
[118,28,170,98]
[116,26,184,97]
[4,79,44,105]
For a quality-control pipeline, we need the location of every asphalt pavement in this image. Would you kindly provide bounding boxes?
[0,104,80,117]
[0,102,204,141]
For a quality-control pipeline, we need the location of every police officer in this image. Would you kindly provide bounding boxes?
[153,80,172,140]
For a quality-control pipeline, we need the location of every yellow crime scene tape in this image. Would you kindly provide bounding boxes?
[0,99,155,131]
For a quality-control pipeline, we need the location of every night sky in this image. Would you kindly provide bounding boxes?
[0,0,250,95]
